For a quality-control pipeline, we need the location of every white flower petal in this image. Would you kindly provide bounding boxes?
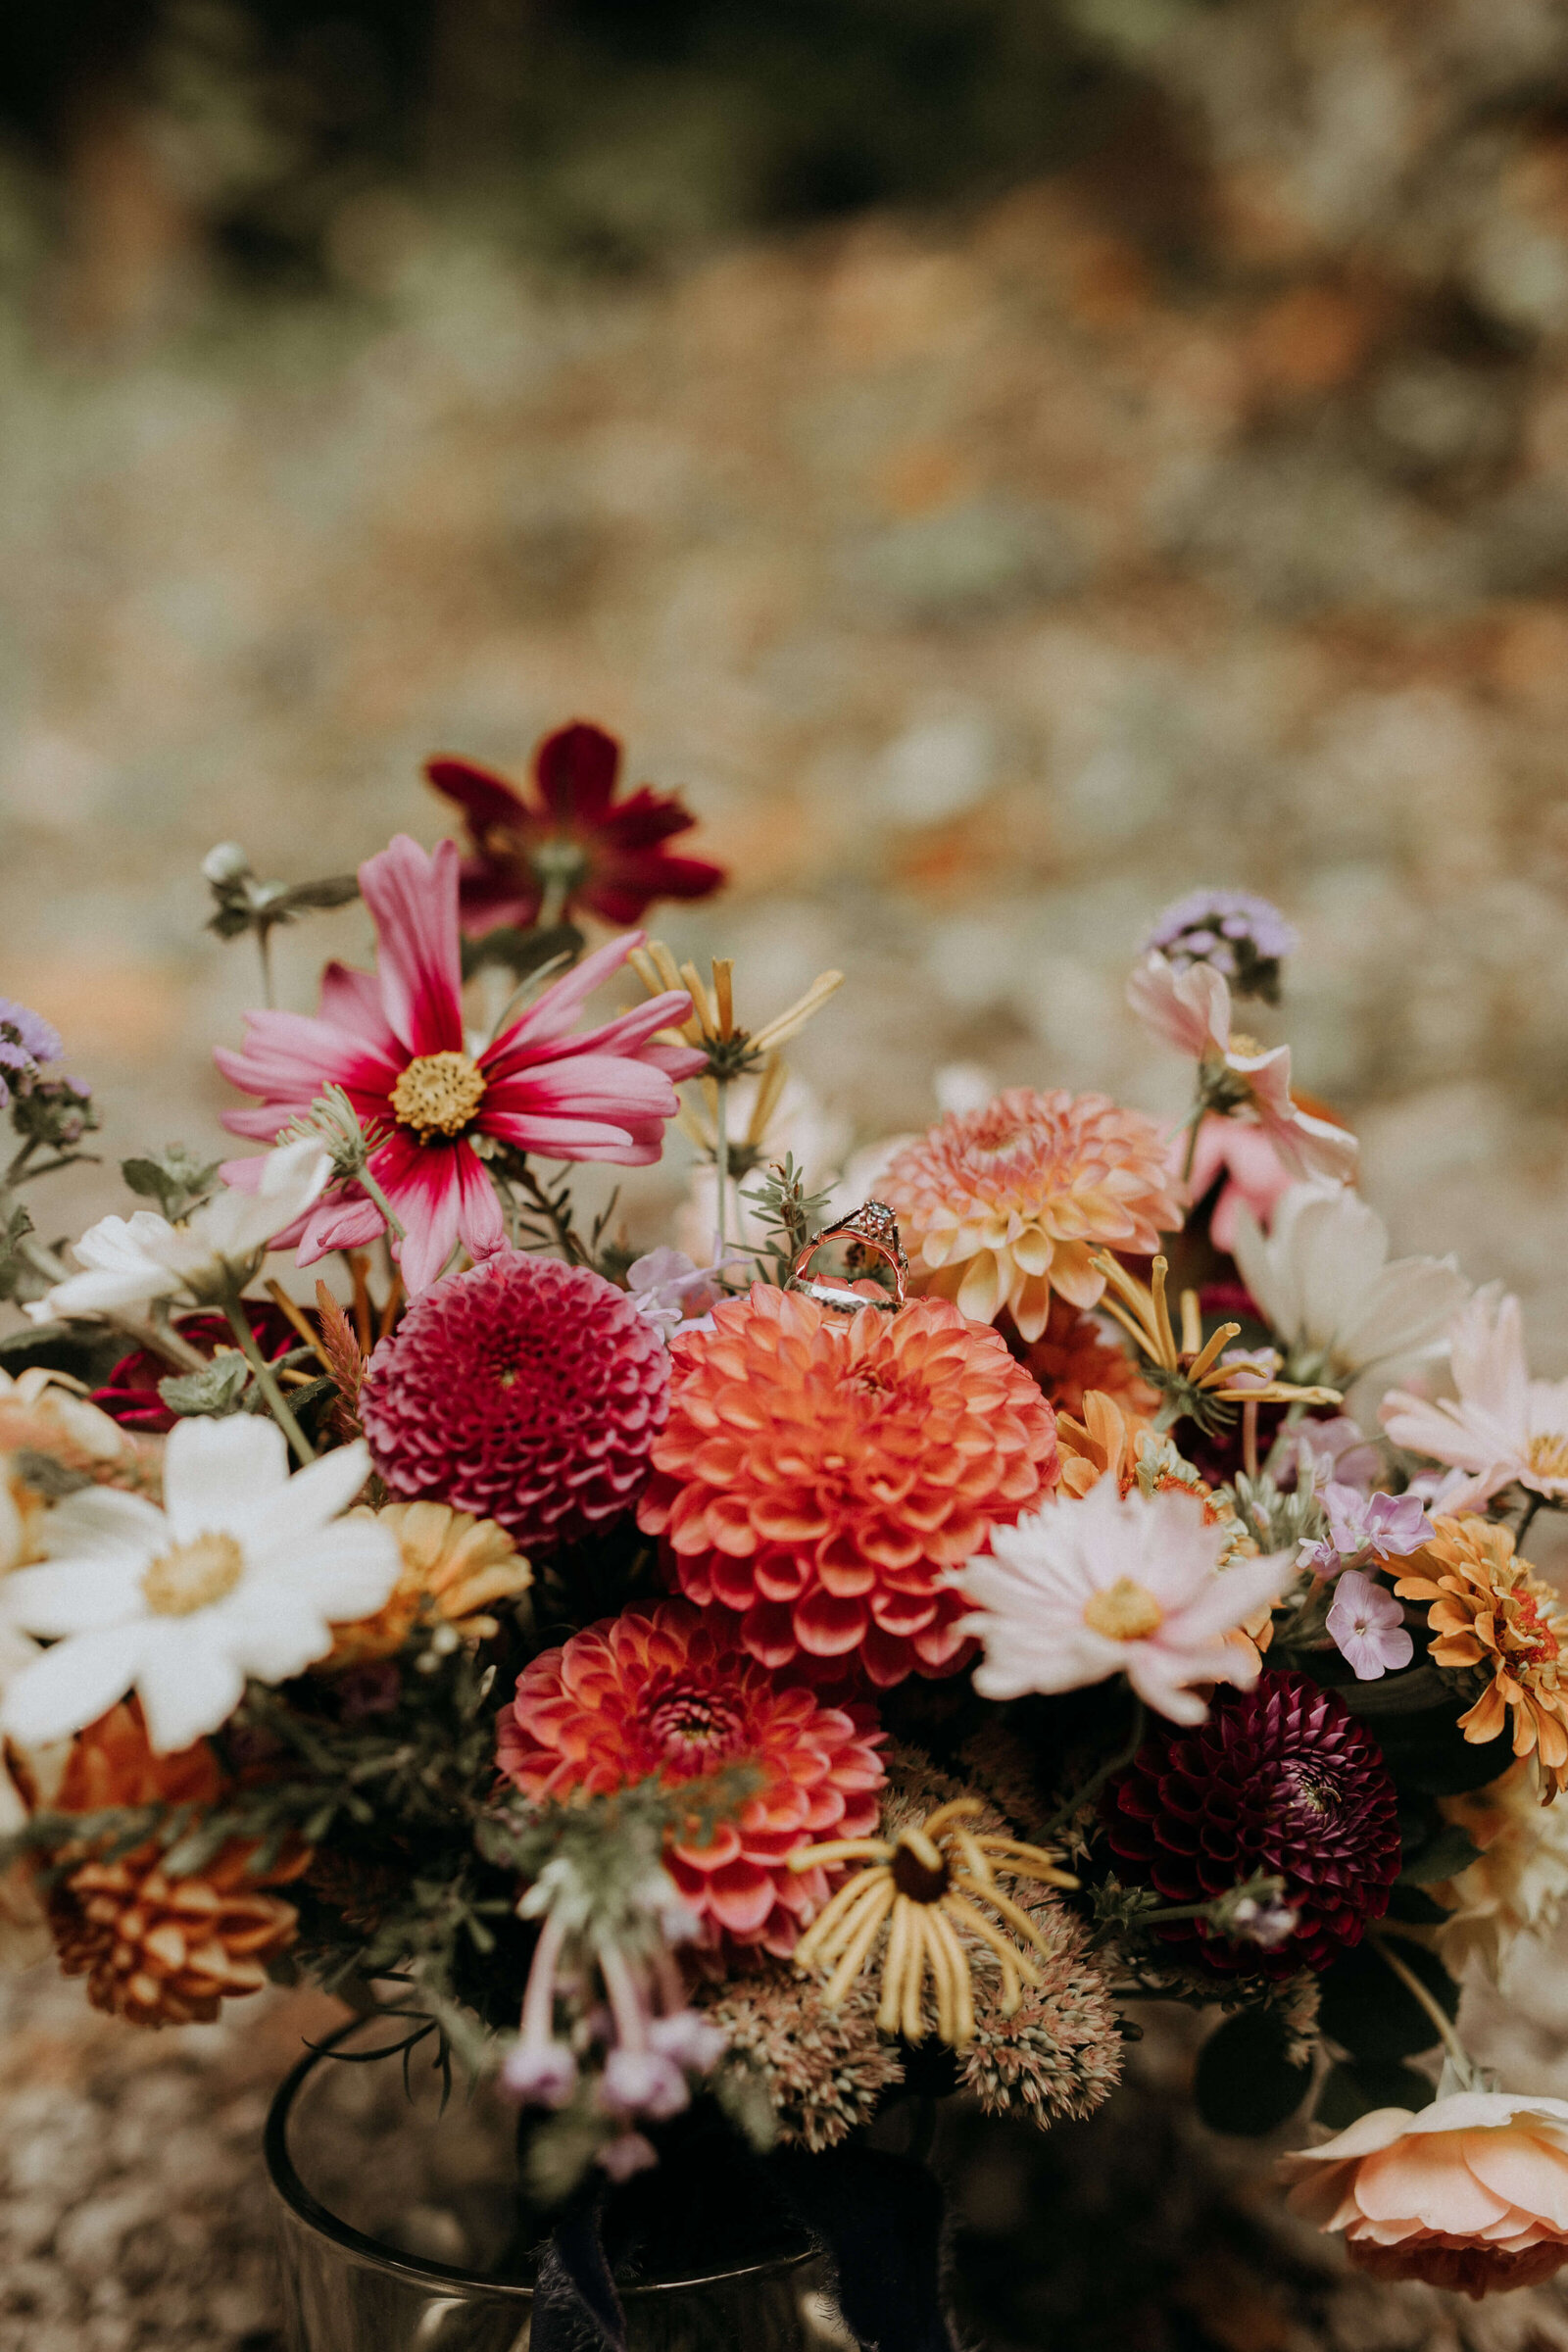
[0,1625,144,1746]
[214,1592,337,1684]
[0,1555,148,1637]
[162,1415,291,1540]
[239,1439,372,1551]
[254,1520,403,1621]
[134,1622,247,1753]
[40,1485,169,1559]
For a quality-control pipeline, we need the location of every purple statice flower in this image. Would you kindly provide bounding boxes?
[1286,1415,1382,1495]
[1326,1569,1415,1682]
[0,1000,62,1108]
[1300,1482,1434,1579]
[1142,891,1298,1004]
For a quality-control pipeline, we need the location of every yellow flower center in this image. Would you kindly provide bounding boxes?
[1083,1577,1164,1642]
[141,1531,244,1616]
[390,1051,486,1141]
[1228,1031,1260,1055]
[1527,1433,1568,1483]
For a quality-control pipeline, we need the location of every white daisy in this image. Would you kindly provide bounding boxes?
[957,1479,1296,1726]
[26,1138,331,1323]
[0,1416,401,1753]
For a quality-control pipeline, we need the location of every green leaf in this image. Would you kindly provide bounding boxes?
[158,1356,251,1418]
[1319,1939,1458,2063]
[276,874,361,913]
[1315,2059,1435,2131]
[1333,1667,1451,1717]
[1399,1823,1484,1886]
[122,1145,222,1222]
[460,921,583,981]
[1194,2006,1313,2137]
[0,1198,35,1301]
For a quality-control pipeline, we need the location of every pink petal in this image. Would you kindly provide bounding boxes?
[358,834,464,1057]
[453,1143,506,1264]
[215,1011,398,1117]
[497,931,646,1050]
[370,1129,466,1293]
[318,960,401,1056]
[295,1190,388,1265]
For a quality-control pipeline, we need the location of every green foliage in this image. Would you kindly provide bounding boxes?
[1318,1940,1457,2066]
[203,845,359,941]
[122,1144,222,1221]
[158,1354,252,1419]
[1195,2006,1313,2136]
[1315,2060,1435,2131]
[742,1153,837,1282]
[0,1198,34,1301]
[459,922,583,982]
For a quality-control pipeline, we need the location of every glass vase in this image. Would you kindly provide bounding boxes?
[266,2017,849,2351]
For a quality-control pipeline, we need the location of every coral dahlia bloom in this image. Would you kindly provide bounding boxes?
[498,1600,885,1956]
[637,1285,1059,1688]
[426,720,724,932]
[216,833,702,1292]
[1394,1516,1568,1794]
[360,1252,669,1552]
[1019,1294,1159,1422]
[879,1088,1181,1344]
[1282,2092,1568,2298]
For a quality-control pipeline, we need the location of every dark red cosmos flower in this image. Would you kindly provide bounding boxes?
[92,1302,300,1434]
[1102,1670,1401,1978]
[425,720,725,933]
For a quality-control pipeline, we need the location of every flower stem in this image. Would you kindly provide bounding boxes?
[1517,1492,1544,1548]
[257,921,276,1010]
[354,1162,406,1245]
[1180,1106,1204,1186]
[1039,1698,1146,1841]
[221,1295,317,1464]
[1369,1932,1476,2085]
[714,1077,730,1259]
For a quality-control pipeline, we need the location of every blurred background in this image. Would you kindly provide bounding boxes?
[6,4,1568,2345]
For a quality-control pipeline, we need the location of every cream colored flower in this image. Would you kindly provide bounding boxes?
[1425,1762,1568,1985]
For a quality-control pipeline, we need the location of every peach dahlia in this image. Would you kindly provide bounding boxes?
[637,1284,1059,1688]
[497,1600,885,1956]
[878,1088,1181,1343]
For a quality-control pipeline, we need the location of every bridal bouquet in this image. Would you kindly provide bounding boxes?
[3,721,1568,2326]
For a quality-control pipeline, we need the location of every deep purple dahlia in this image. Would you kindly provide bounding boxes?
[1102,1669,1400,1977]
[359,1250,669,1551]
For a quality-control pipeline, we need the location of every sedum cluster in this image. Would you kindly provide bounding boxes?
[3,719,1568,2302]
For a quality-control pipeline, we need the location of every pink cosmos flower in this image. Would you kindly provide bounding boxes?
[958,1477,1297,1727]
[1381,1288,1568,1515]
[1326,1569,1415,1682]
[215,834,702,1292]
[1127,951,1357,1187]
[1176,1115,1296,1251]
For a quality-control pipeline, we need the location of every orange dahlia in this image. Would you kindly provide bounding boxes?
[879,1089,1181,1343]
[497,1600,885,1956]
[1018,1295,1160,1422]
[637,1284,1059,1688]
[46,1703,308,2027]
[1395,1517,1568,1794]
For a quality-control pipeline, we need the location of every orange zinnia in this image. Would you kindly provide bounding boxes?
[1395,1517,1568,1795]
[637,1284,1058,1688]
[879,1089,1180,1343]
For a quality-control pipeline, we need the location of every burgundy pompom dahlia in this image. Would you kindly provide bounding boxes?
[1102,1670,1401,1977]
[359,1251,668,1551]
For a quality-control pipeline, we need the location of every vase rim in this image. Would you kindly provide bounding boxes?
[266,2016,817,2300]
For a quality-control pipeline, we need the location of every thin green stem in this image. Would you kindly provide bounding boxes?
[354,1161,407,1245]
[1369,1932,1475,2083]
[13,1154,99,1185]
[222,1295,316,1464]
[514,1159,587,1266]
[257,921,276,1010]
[1517,1492,1544,1548]
[714,1077,730,1259]
[1040,1698,1146,1841]
[3,1137,38,1186]
[1180,1105,1204,1187]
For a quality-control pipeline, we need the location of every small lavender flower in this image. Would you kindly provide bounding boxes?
[597,2132,659,2182]
[646,2009,727,2074]
[1298,1482,1433,1577]
[0,1000,62,1108]
[501,2039,579,2108]
[1326,1568,1415,1681]
[600,2045,690,2122]
[1285,1415,1381,1496]
[1143,891,1298,1004]
[1225,1893,1301,1950]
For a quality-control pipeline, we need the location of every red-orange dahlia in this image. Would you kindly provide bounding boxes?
[497,1600,885,1956]
[636,1284,1059,1688]
[879,1088,1181,1342]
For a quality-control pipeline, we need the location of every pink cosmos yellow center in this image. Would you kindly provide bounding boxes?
[1082,1577,1164,1642]
[390,1050,488,1141]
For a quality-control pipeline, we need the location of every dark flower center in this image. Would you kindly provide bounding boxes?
[645,1686,745,1771]
[1274,1758,1343,1818]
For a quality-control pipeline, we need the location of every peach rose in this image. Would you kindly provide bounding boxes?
[1281,2092,1568,2298]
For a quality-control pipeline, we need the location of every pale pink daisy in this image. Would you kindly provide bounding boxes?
[1381,1287,1568,1514]
[957,1478,1297,1726]
[216,834,703,1291]
[1127,951,1357,1187]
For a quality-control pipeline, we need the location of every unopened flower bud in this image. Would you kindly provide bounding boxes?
[647,2009,727,2076]
[600,2045,690,2122]
[500,2039,578,2109]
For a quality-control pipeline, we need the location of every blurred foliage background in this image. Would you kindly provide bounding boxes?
[8,12,1568,2349]
[6,0,1568,1338]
